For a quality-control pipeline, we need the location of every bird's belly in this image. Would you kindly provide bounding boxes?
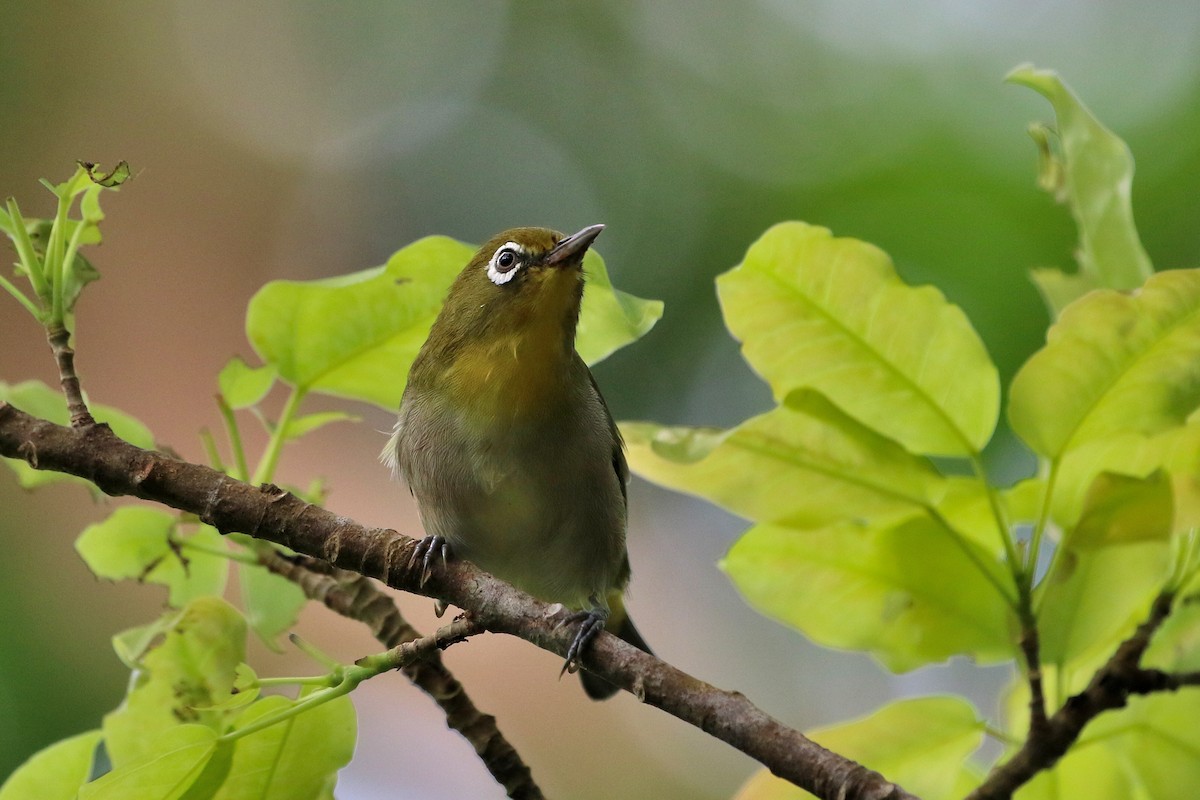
[410,426,625,607]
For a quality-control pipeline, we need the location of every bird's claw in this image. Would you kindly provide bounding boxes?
[409,535,450,585]
[558,607,608,678]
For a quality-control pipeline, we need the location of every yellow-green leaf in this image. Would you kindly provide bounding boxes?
[717,222,999,456]
[623,389,945,530]
[1036,541,1167,670]
[1008,65,1152,315]
[0,730,101,800]
[103,598,246,769]
[734,697,984,800]
[722,517,1014,671]
[217,357,276,409]
[1069,470,1173,549]
[78,725,219,800]
[1009,269,1200,460]
[246,236,660,410]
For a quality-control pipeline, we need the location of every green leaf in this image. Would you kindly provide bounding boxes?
[722,517,1014,671]
[246,235,660,410]
[80,160,132,189]
[574,248,663,365]
[1007,65,1152,314]
[734,696,984,800]
[78,725,219,800]
[103,598,246,769]
[717,222,999,456]
[1054,425,1200,530]
[217,357,276,409]
[1036,541,1167,671]
[623,389,947,530]
[237,559,307,650]
[0,729,102,800]
[0,380,155,490]
[76,509,229,607]
[281,410,359,441]
[1009,269,1200,460]
[1069,470,1173,549]
[216,693,356,799]
[1022,692,1200,800]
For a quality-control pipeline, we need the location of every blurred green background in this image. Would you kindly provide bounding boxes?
[3,2,1199,798]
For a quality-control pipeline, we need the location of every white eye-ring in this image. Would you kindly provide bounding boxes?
[487,242,526,285]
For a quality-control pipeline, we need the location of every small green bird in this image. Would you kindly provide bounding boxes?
[383,224,649,699]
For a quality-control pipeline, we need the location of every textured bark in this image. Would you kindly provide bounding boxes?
[0,403,914,800]
[262,551,544,800]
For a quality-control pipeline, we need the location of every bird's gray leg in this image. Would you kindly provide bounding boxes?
[559,594,609,676]
[409,535,451,586]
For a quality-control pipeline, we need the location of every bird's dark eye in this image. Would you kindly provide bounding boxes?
[486,241,527,285]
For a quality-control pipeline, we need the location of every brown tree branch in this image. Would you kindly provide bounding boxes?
[0,402,914,800]
[967,591,1178,800]
[262,550,544,800]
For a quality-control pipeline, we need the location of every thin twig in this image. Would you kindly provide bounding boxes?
[967,591,1177,800]
[45,323,93,427]
[261,549,545,800]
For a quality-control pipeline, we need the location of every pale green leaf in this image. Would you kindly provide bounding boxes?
[1008,65,1152,311]
[0,730,101,800]
[103,598,246,769]
[1009,269,1200,460]
[217,357,276,409]
[575,248,663,365]
[237,560,307,650]
[282,410,359,441]
[717,222,999,456]
[734,697,984,800]
[1036,541,1167,670]
[246,236,660,410]
[76,508,229,607]
[722,517,1014,671]
[215,693,356,800]
[1069,470,1173,549]
[622,389,946,530]
[1054,424,1200,530]
[1014,735,1148,800]
[78,725,218,800]
[0,380,155,490]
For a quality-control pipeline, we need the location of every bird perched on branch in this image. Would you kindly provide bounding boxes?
[384,224,649,699]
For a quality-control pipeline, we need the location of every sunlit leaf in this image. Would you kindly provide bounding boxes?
[216,693,356,799]
[79,160,132,189]
[717,222,999,456]
[0,730,101,800]
[246,236,660,410]
[1008,65,1152,315]
[0,380,155,490]
[217,357,276,409]
[623,389,946,530]
[1009,269,1200,460]
[1055,425,1200,529]
[77,725,219,800]
[1069,471,1173,549]
[103,598,246,769]
[734,697,984,800]
[76,509,229,607]
[1036,541,1167,670]
[281,410,359,441]
[722,517,1014,671]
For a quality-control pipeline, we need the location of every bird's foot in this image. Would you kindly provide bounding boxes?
[558,605,609,677]
[409,535,451,585]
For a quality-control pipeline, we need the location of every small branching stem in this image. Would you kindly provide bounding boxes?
[46,323,94,427]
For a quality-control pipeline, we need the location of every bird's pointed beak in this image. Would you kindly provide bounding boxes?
[544,224,604,267]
